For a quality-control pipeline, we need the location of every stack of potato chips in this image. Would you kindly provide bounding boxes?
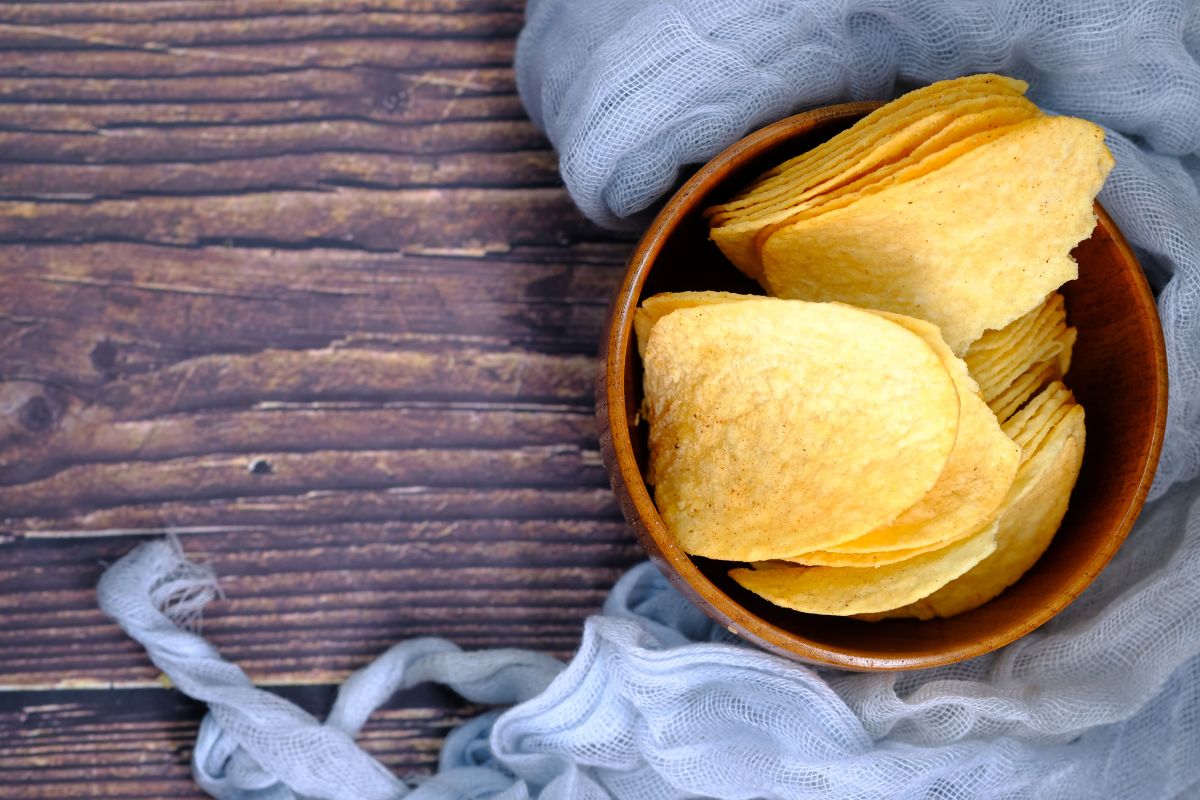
[636,74,1110,618]
[707,73,1110,354]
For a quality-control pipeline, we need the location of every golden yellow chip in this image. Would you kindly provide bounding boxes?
[706,75,1030,225]
[819,310,1018,553]
[974,324,1071,403]
[713,102,1040,278]
[865,404,1085,620]
[730,521,998,615]
[759,115,1113,353]
[1003,381,1073,463]
[1019,401,1076,459]
[991,360,1061,422]
[966,294,1062,373]
[785,532,978,568]
[633,291,755,358]
[967,294,1071,402]
[705,74,1027,211]
[642,75,1098,621]
[968,293,1060,356]
[1002,380,1069,434]
[743,106,1042,271]
[710,95,1037,229]
[1008,388,1076,461]
[1057,326,1078,375]
[642,298,959,560]
[748,112,1041,263]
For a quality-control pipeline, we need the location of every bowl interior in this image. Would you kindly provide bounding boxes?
[601,103,1167,670]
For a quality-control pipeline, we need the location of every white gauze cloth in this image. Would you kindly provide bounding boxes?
[96,1,1200,798]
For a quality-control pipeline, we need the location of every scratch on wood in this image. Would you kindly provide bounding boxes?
[405,243,512,258]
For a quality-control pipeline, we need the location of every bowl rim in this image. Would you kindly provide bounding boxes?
[600,101,1168,670]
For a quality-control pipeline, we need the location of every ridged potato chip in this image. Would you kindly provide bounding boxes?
[714,101,1041,278]
[759,115,1112,352]
[991,360,1061,422]
[967,293,1073,402]
[706,75,1027,221]
[633,291,755,357]
[1003,382,1073,460]
[642,298,959,560]
[816,310,1019,554]
[730,521,998,615]
[785,531,983,568]
[864,404,1085,620]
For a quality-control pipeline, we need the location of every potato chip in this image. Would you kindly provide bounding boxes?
[967,294,1072,402]
[1019,401,1076,460]
[1006,385,1077,463]
[744,106,1044,275]
[748,114,1043,260]
[633,291,755,358]
[759,115,1113,353]
[709,96,1037,229]
[1002,380,1069,434]
[1003,381,1073,462]
[643,76,1096,621]
[967,295,1062,369]
[714,104,1041,278]
[706,75,1029,219]
[642,298,959,560]
[864,404,1085,620]
[730,521,998,615]
[706,75,1030,223]
[968,293,1060,356]
[817,310,1018,553]
[974,325,1071,403]
[1056,326,1077,375]
[785,530,981,568]
[991,360,1061,422]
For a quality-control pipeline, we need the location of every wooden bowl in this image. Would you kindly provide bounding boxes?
[597,102,1168,671]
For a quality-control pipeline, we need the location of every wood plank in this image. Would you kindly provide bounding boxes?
[0,240,635,690]
[0,10,523,46]
[0,685,485,797]
[0,120,547,163]
[0,1,525,26]
[0,38,518,77]
[5,486,621,533]
[0,65,517,105]
[0,520,632,686]
[0,243,623,398]
[0,151,559,199]
[0,187,594,250]
[0,66,516,105]
[2,445,609,514]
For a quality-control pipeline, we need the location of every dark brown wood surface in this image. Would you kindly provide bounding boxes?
[0,2,642,795]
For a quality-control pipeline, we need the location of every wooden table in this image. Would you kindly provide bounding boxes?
[0,3,643,795]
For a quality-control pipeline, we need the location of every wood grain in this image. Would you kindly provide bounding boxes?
[0,685,487,798]
[0,2,639,794]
